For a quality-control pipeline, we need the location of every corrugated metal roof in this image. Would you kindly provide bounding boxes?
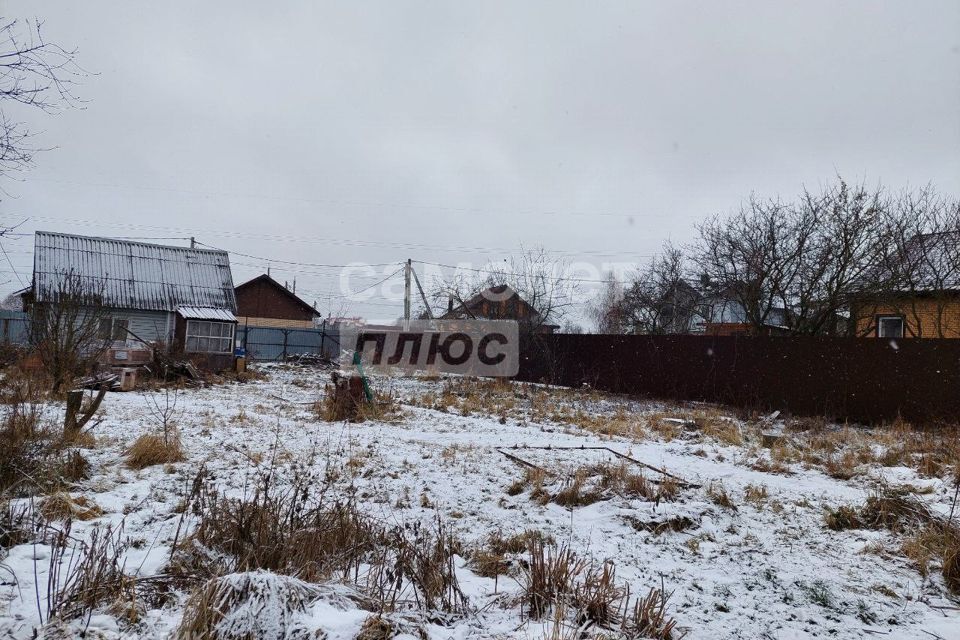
[33,232,237,312]
[176,306,237,322]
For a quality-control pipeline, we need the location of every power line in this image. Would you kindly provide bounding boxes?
[195,241,401,270]
[26,176,688,220]
[411,259,633,285]
[5,213,657,258]
[0,244,25,288]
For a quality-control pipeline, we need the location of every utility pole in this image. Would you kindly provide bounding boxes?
[190,236,195,249]
[412,266,433,319]
[404,258,412,326]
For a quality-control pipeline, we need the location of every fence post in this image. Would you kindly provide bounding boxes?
[319,320,326,357]
[282,329,289,361]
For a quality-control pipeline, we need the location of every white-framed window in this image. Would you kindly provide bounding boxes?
[186,320,235,353]
[98,317,129,343]
[877,315,904,339]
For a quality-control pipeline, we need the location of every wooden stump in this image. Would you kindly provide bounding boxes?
[63,385,108,438]
[330,374,367,421]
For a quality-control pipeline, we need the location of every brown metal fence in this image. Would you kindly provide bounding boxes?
[516,334,960,424]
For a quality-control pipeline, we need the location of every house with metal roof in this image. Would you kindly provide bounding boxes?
[28,231,238,368]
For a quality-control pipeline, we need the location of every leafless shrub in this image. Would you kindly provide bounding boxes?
[28,271,110,394]
[144,380,181,445]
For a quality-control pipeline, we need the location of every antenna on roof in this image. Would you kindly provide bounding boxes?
[267,266,271,277]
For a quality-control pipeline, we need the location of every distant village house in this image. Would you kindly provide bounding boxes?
[26,232,238,369]
[234,274,320,329]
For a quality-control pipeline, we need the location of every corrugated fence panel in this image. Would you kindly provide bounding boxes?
[516,334,960,424]
[0,311,28,344]
[236,326,342,361]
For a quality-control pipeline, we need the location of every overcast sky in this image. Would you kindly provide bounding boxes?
[2,1,959,324]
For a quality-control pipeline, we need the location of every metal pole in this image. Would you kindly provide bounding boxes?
[404,258,412,326]
[319,319,327,357]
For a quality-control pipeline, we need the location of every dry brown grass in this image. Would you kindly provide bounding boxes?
[511,461,681,509]
[40,492,103,521]
[126,432,185,469]
[521,539,682,637]
[355,615,396,640]
[469,529,556,578]
[46,523,137,623]
[172,467,467,613]
[743,484,768,505]
[825,487,960,594]
[172,473,380,583]
[944,535,960,593]
[522,540,588,619]
[707,482,737,511]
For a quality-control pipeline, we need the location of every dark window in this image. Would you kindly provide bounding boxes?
[877,316,904,339]
[99,318,129,343]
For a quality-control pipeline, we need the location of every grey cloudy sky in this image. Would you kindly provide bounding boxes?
[3,1,959,323]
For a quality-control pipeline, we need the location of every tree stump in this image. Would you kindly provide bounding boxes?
[329,374,367,422]
[63,385,108,438]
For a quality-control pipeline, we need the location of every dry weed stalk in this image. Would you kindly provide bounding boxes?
[43,522,136,625]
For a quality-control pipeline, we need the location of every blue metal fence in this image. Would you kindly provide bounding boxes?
[236,324,343,361]
[0,310,29,344]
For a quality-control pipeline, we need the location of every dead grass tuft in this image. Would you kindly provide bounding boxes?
[355,615,396,640]
[174,571,319,640]
[125,432,185,469]
[40,492,103,521]
[707,483,737,511]
[825,487,960,594]
[520,539,682,637]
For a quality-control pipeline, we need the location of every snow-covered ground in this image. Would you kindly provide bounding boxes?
[0,364,957,639]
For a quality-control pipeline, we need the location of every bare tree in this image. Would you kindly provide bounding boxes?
[432,248,579,336]
[694,195,812,334]
[615,244,703,335]
[589,274,625,334]
[1,18,84,178]
[863,187,960,337]
[145,374,181,446]
[788,180,889,335]
[29,271,110,393]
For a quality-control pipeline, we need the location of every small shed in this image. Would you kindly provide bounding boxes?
[235,273,319,329]
[30,231,238,369]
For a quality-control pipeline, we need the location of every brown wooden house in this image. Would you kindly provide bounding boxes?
[440,284,558,333]
[235,274,320,329]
